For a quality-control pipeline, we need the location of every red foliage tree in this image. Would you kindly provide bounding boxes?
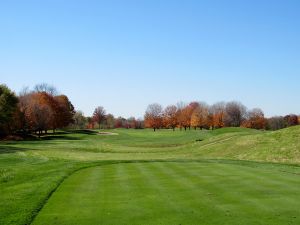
[53,95,75,131]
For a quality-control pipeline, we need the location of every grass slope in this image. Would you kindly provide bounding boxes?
[0,126,300,224]
[192,126,300,163]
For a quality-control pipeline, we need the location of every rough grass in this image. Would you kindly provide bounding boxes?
[0,126,300,224]
[192,126,300,163]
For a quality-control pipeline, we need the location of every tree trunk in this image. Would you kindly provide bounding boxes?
[154,127,156,132]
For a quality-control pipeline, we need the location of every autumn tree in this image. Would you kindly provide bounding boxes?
[114,117,125,128]
[163,105,178,131]
[86,117,95,129]
[190,103,209,130]
[176,102,195,131]
[179,107,191,130]
[93,106,106,129]
[284,114,299,127]
[0,84,18,136]
[210,102,225,128]
[25,92,54,136]
[242,108,265,129]
[176,102,186,130]
[224,101,247,127]
[53,95,75,131]
[144,103,163,131]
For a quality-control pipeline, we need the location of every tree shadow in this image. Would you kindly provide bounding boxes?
[0,129,98,149]
[41,130,98,140]
[0,144,30,154]
[71,129,98,135]
[41,135,82,141]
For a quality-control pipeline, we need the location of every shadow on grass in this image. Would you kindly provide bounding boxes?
[71,129,98,135]
[41,130,98,140]
[0,145,30,154]
[41,135,82,141]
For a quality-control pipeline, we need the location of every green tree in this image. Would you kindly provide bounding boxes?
[0,84,18,136]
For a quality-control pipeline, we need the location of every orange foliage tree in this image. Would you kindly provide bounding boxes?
[210,102,225,129]
[144,103,163,131]
[163,105,178,131]
[242,108,265,129]
[190,103,209,130]
[25,92,54,136]
[14,84,75,136]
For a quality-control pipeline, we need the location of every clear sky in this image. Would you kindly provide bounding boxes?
[1,0,300,118]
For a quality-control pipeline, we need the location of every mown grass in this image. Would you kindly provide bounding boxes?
[0,126,300,224]
[32,162,300,225]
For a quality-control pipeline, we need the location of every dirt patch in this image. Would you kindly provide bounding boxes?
[98,132,119,136]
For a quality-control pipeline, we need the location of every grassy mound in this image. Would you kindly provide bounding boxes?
[193,126,300,163]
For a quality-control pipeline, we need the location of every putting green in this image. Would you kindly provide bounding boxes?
[33,161,300,225]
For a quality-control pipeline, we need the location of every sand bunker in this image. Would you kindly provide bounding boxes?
[98,132,119,136]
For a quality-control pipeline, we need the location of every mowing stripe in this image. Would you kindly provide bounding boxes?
[32,162,300,225]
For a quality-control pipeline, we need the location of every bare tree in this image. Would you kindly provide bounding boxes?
[72,111,87,129]
[93,106,106,129]
[224,101,247,127]
[34,83,58,96]
[267,116,285,130]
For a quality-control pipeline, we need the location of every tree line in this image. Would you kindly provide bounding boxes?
[1,83,299,138]
[0,83,75,137]
[71,107,144,130]
[144,102,300,131]
[0,83,144,138]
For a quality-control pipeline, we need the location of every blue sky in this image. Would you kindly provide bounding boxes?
[1,0,300,118]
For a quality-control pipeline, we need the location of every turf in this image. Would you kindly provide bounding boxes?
[1,127,300,224]
[32,162,300,225]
